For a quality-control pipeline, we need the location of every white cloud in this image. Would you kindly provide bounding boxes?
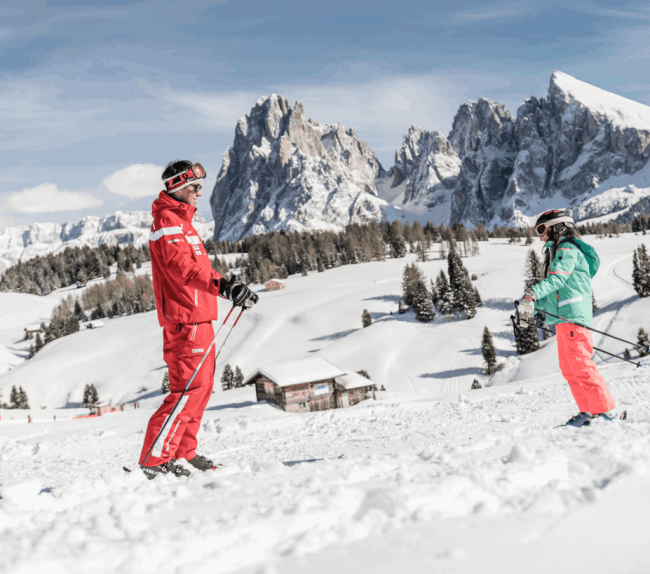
[3,183,103,214]
[102,164,165,198]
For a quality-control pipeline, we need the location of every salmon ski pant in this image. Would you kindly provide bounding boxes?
[139,321,215,466]
[556,323,615,415]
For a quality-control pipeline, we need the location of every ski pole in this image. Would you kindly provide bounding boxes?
[515,301,650,354]
[512,313,645,369]
[140,305,237,469]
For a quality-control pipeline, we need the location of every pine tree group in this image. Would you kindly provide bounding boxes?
[632,244,650,297]
[481,327,497,375]
[8,385,30,409]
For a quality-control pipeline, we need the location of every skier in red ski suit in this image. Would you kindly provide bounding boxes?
[139,160,257,479]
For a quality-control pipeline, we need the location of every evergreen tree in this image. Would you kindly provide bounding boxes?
[18,386,29,409]
[9,385,19,409]
[28,344,35,359]
[412,280,435,322]
[233,366,245,388]
[592,292,598,312]
[471,379,482,390]
[398,300,407,314]
[447,246,476,319]
[416,242,427,263]
[632,245,650,297]
[436,270,453,319]
[638,328,650,357]
[402,263,426,307]
[430,278,438,307]
[624,348,632,361]
[221,364,234,390]
[74,300,85,321]
[76,267,88,288]
[516,321,540,355]
[481,327,497,375]
[34,332,44,352]
[362,309,372,328]
[162,371,170,393]
[474,286,482,307]
[83,384,99,407]
[524,249,542,290]
[357,370,371,379]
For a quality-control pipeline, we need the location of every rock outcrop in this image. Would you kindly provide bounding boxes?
[210,95,387,241]
[385,126,461,219]
[383,71,650,227]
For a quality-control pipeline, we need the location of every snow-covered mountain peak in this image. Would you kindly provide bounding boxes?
[550,71,650,131]
[211,95,387,241]
[0,210,214,273]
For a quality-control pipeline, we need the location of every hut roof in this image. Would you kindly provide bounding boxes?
[244,358,345,388]
[264,278,285,284]
[335,372,375,390]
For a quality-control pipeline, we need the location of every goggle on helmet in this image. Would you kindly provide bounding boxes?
[163,162,206,194]
[534,209,574,235]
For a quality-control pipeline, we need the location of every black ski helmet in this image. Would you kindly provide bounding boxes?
[534,209,575,239]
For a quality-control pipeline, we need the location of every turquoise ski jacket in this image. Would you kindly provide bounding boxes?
[531,237,600,327]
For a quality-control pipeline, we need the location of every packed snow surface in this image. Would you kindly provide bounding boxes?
[1,233,650,573]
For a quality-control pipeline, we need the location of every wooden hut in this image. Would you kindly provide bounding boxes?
[244,358,375,413]
[264,279,286,291]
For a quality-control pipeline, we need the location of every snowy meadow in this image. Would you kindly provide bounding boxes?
[2,233,650,573]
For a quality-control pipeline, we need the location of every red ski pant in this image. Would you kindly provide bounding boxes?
[139,321,215,466]
[556,323,615,415]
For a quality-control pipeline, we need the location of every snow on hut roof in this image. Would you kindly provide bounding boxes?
[244,358,346,388]
[335,371,375,390]
[265,278,285,284]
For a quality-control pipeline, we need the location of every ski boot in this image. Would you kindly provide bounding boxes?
[142,459,191,480]
[593,409,626,422]
[186,454,220,472]
[565,412,593,427]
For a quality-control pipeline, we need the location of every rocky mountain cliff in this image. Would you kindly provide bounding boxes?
[378,126,461,220]
[210,95,387,241]
[0,211,213,274]
[385,71,650,227]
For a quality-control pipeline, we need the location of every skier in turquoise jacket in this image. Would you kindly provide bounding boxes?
[518,209,618,427]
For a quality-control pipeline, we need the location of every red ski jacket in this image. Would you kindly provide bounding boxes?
[149,191,224,327]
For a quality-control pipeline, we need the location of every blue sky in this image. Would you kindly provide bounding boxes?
[1,0,649,228]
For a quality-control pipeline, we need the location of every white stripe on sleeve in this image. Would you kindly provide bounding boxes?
[150,226,183,241]
[558,296,583,307]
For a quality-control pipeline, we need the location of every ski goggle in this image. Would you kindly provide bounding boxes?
[535,213,573,235]
[163,163,206,194]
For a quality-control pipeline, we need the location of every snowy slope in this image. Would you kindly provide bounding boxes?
[1,234,649,408]
[2,233,650,573]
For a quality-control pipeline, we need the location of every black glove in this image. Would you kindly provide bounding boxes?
[231,283,259,309]
[216,276,233,299]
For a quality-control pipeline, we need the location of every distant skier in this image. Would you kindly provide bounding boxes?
[139,160,257,479]
[518,209,618,427]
